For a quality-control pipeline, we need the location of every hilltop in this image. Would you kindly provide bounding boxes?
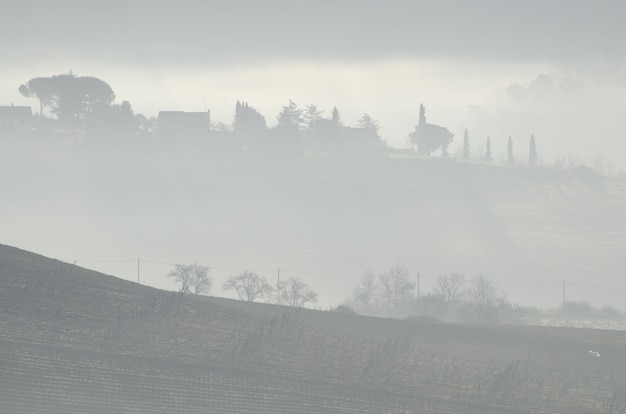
[1,243,626,413]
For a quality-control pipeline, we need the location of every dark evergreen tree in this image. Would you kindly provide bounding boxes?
[463,129,470,160]
[418,103,426,127]
[86,100,138,139]
[234,100,266,136]
[507,136,514,165]
[357,113,380,135]
[303,104,323,128]
[529,133,537,166]
[409,104,454,156]
[276,99,303,130]
[485,137,492,162]
[331,106,341,126]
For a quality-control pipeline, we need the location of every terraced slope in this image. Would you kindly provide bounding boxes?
[1,244,625,413]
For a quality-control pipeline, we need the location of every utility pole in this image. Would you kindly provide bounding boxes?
[417,272,420,298]
[277,267,281,304]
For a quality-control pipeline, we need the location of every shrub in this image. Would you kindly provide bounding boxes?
[333,305,356,314]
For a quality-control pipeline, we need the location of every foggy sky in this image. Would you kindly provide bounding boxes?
[2,1,625,64]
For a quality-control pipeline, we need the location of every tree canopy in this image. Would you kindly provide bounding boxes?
[303,104,324,128]
[357,113,380,135]
[167,262,212,295]
[276,99,303,130]
[223,271,272,302]
[234,100,267,136]
[279,277,318,308]
[409,105,454,156]
[86,100,137,139]
[19,73,115,123]
[377,264,414,308]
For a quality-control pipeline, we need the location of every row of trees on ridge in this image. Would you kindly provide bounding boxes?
[14,72,552,168]
[168,262,624,324]
[167,263,319,308]
[460,130,538,166]
[167,262,507,323]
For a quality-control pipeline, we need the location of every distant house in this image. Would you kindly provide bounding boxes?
[339,126,384,153]
[157,110,211,139]
[306,119,383,155]
[0,105,33,136]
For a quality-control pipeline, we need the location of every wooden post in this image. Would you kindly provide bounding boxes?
[417,272,420,298]
[277,266,281,304]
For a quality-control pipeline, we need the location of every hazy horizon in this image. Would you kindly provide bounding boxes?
[2,1,626,312]
[2,1,625,169]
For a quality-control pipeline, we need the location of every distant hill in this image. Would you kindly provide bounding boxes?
[1,243,626,413]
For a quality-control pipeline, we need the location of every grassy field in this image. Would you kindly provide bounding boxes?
[1,243,626,413]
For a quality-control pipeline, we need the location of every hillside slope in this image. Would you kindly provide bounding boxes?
[1,244,626,413]
[3,143,626,308]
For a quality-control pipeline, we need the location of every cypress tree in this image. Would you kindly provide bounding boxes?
[529,134,537,166]
[463,129,470,160]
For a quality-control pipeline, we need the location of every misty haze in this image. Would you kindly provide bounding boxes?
[1,1,626,413]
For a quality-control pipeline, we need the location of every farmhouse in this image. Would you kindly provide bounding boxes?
[0,105,32,136]
[306,118,383,155]
[339,126,384,153]
[157,110,211,139]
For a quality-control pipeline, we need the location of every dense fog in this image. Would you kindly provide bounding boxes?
[2,133,625,311]
[1,0,626,312]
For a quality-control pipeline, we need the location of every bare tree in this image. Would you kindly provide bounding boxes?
[466,275,502,321]
[378,264,415,308]
[353,269,379,310]
[279,277,318,308]
[433,273,465,302]
[223,271,272,302]
[167,262,211,295]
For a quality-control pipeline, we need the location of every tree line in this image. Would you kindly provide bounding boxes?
[347,265,508,323]
[16,73,382,149]
[462,130,537,166]
[169,261,625,325]
[167,263,318,308]
[14,72,546,166]
[168,261,517,323]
